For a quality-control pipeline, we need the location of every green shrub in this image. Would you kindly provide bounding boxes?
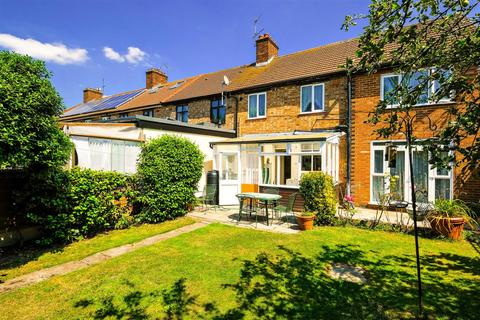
[134,135,204,223]
[299,172,337,225]
[18,168,132,245]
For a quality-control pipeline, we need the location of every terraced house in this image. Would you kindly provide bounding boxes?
[61,34,480,207]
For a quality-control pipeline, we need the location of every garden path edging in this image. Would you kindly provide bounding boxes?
[0,221,210,294]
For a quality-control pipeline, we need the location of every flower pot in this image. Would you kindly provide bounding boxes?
[428,216,465,240]
[296,215,315,231]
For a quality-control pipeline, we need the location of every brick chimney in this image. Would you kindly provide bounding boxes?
[83,88,102,103]
[146,68,168,89]
[256,33,279,65]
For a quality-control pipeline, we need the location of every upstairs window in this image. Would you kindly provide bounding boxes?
[101,115,111,121]
[119,113,129,118]
[381,68,452,107]
[176,105,188,123]
[210,99,226,124]
[248,92,266,119]
[301,83,324,113]
[143,109,154,117]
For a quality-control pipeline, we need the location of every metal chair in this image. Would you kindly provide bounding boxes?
[261,187,280,218]
[198,184,217,213]
[263,187,280,195]
[273,192,297,226]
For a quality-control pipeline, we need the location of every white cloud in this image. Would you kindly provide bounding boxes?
[125,47,146,64]
[103,47,125,62]
[103,46,146,64]
[0,33,88,64]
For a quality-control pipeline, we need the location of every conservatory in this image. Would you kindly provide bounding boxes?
[211,132,342,205]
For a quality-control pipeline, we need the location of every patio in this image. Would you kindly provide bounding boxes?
[188,205,430,233]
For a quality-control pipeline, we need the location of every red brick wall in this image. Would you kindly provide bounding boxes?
[351,71,480,205]
[237,78,346,135]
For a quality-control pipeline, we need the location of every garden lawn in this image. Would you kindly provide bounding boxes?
[0,224,478,319]
[0,217,196,282]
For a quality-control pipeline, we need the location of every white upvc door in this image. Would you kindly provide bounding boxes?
[218,150,241,205]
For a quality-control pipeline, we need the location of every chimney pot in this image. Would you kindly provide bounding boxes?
[255,33,279,65]
[83,88,103,103]
[146,68,168,89]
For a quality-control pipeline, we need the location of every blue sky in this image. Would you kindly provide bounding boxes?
[0,0,370,107]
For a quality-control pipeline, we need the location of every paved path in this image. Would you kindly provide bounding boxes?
[188,208,300,234]
[0,221,210,294]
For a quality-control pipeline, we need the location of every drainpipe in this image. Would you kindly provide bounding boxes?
[346,73,352,196]
[231,95,239,137]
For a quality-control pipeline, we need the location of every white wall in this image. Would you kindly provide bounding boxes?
[66,124,228,195]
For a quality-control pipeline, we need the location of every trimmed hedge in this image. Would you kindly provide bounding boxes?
[18,168,132,245]
[133,135,204,223]
[299,172,337,225]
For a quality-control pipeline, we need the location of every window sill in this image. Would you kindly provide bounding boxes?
[247,116,266,121]
[299,110,326,115]
[384,101,456,110]
[259,184,300,189]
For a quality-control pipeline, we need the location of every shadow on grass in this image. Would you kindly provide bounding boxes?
[74,244,480,319]
[0,243,65,283]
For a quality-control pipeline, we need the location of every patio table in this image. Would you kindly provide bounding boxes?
[236,192,282,226]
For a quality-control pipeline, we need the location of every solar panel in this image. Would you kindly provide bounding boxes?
[62,89,143,117]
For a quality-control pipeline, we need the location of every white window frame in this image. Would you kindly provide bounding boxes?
[257,141,337,189]
[370,146,387,203]
[380,69,453,108]
[380,74,401,108]
[369,142,453,204]
[300,83,325,114]
[248,92,267,119]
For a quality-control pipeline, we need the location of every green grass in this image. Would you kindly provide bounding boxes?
[0,217,196,281]
[0,224,478,319]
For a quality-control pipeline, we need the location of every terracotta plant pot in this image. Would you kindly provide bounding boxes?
[296,215,315,231]
[428,216,465,240]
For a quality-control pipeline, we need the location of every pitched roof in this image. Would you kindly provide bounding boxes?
[165,66,246,102]
[227,38,359,91]
[116,76,200,110]
[63,37,360,117]
[62,89,144,117]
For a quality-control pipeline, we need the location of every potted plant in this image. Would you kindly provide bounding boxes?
[296,211,316,231]
[427,199,477,240]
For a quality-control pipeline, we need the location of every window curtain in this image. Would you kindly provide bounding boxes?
[412,150,429,202]
[390,150,405,200]
[89,139,111,171]
[301,86,312,112]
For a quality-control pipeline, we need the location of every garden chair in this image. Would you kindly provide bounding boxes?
[261,186,280,216]
[237,194,265,227]
[198,184,217,213]
[273,192,297,226]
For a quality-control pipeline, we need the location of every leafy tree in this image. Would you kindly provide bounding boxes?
[343,0,480,171]
[0,51,72,170]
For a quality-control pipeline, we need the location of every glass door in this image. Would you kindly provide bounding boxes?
[219,152,240,205]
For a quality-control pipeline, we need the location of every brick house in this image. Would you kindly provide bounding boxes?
[61,34,480,207]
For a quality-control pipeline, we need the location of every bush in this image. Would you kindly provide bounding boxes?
[18,168,132,245]
[299,172,337,225]
[134,135,204,223]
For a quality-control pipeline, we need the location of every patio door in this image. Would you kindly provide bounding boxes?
[218,152,240,205]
